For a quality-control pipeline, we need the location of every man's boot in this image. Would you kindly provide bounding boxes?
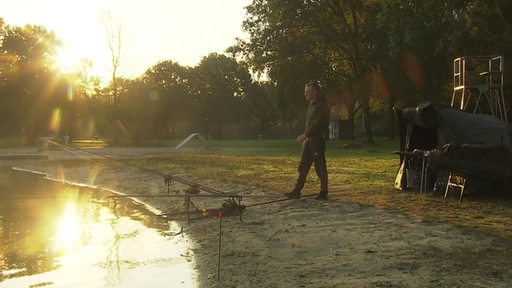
[283,189,300,199]
[284,173,307,199]
[314,171,328,200]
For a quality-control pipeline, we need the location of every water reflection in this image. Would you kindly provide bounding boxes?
[0,170,196,287]
[55,202,80,253]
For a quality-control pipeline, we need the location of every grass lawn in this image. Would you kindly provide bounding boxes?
[128,137,512,238]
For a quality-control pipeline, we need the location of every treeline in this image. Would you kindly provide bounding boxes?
[0,23,277,143]
[1,1,512,144]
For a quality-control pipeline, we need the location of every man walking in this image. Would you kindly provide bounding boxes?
[284,81,329,200]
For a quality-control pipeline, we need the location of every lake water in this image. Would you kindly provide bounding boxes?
[0,169,196,287]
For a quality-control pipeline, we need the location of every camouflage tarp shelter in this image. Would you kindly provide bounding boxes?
[394,102,512,194]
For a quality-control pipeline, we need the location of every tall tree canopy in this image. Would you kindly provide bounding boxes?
[238,0,381,142]
[0,23,67,141]
[141,60,192,139]
[190,53,253,139]
[236,0,512,141]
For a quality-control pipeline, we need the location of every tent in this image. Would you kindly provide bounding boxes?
[394,102,512,194]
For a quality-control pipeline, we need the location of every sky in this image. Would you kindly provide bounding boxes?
[0,0,251,81]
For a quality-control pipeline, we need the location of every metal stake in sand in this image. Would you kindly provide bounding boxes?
[164,174,173,195]
[217,210,223,281]
[186,194,191,226]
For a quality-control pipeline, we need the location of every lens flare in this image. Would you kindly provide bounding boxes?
[87,118,97,138]
[49,108,62,133]
[401,50,425,88]
[117,120,131,138]
[67,84,74,102]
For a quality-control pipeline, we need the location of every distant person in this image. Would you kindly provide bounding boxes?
[284,81,329,200]
[64,134,70,146]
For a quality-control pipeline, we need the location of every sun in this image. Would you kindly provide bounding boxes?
[53,46,82,74]
[51,41,111,85]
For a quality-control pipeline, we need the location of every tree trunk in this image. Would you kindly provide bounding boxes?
[346,114,355,140]
[387,96,396,140]
[361,100,374,144]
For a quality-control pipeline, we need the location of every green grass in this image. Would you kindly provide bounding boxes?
[123,137,512,238]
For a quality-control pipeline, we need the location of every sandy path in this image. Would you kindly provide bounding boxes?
[3,148,512,288]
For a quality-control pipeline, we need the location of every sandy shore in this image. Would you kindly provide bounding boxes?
[3,147,512,288]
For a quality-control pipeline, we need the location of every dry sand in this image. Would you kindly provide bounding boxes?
[3,148,512,288]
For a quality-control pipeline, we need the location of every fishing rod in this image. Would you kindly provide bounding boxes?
[46,140,230,197]
[0,193,284,201]
[30,140,309,219]
[245,193,316,207]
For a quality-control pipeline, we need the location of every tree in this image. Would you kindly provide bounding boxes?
[0,23,64,141]
[238,0,378,143]
[101,11,125,143]
[237,0,327,124]
[190,53,252,139]
[246,82,279,137]
[142,60,192,139]
[458,0,512,113]
[370,1,501,137]
[239,0,512,140]
[58,58,103,140]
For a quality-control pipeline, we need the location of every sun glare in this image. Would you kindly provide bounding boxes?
[56,202,80,252]
[53,44,111,85]
[53,46,82,74]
